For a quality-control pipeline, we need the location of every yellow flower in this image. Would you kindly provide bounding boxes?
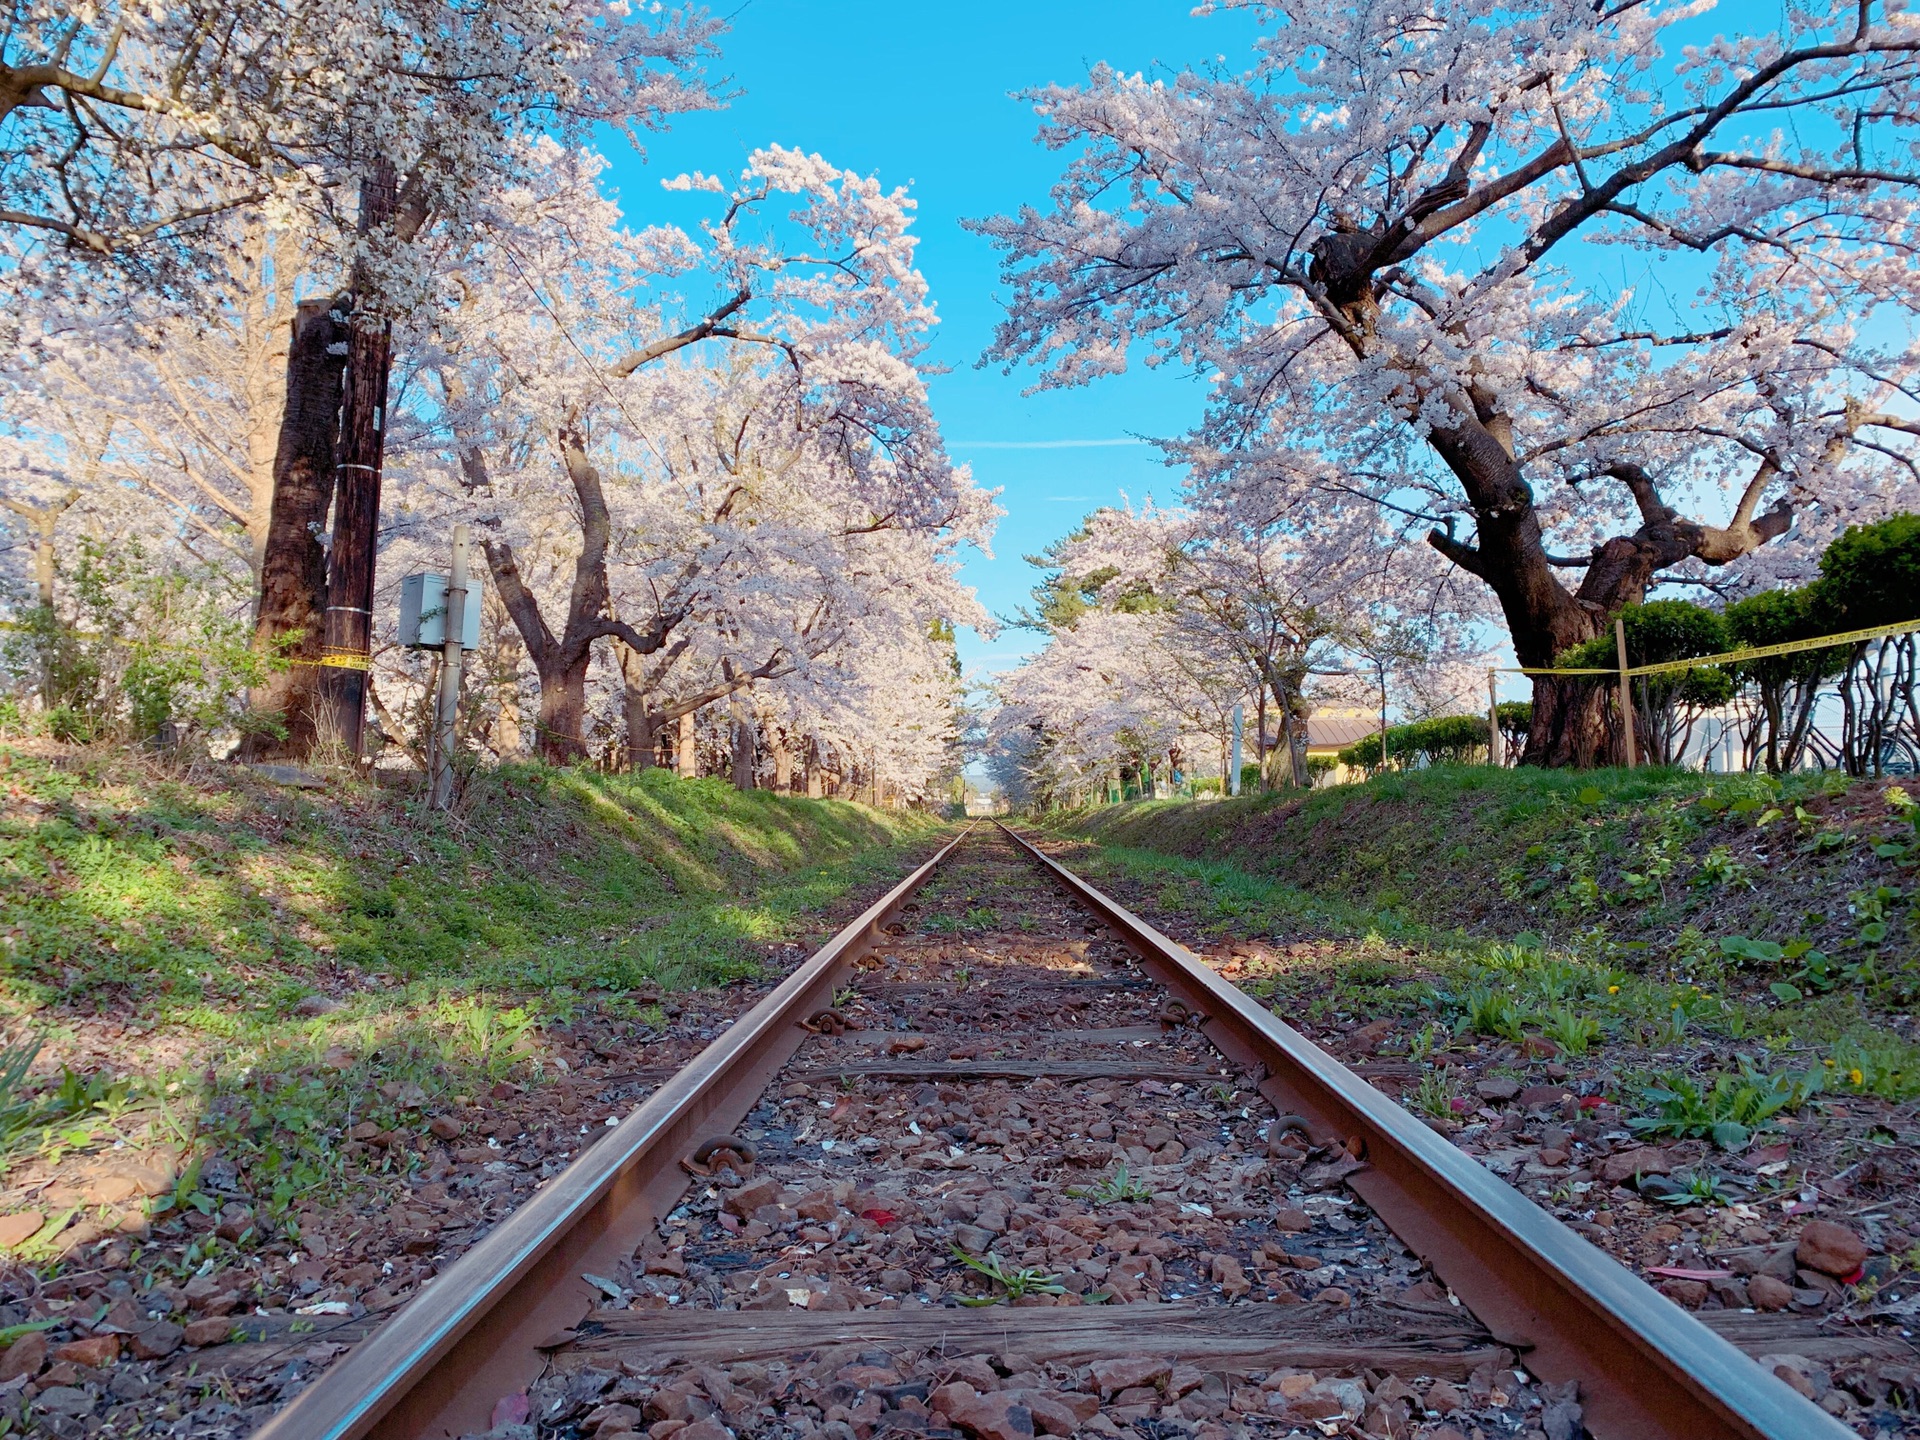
[1824,1058,1835,1066]
[1607,985,1620,994]
[1849,1068,1864,1086]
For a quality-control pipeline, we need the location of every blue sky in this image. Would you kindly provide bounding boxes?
[601,1,1267,682]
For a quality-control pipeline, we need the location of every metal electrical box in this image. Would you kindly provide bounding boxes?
[399,572,480,650]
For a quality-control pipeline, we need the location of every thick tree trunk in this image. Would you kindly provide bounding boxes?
[240,296,348,760]
[678,711,698,776]
[616,640,656,771]
[730,691,757,789]
[317,165,400,759]
[533,658,590,764]
[772,735,793,793]
[1526,677,1615,769]
[495,688,523,759]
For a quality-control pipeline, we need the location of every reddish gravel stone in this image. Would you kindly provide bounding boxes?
[1089,1356,1170,1396]
[1795,1220,1868,1278]
[0,1330,46,1380]
[182,1316,234,1347]
[53,1333,120,1367]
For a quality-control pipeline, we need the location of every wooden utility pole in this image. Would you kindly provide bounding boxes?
[1615,617,1638,767]
[429,524,470,809]
[319,163,398,758]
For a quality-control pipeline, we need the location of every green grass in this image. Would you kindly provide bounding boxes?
[1051,763,1919,1006]
[0,743,951,1208]
[2,745,945,1022]
[1047,823,1920,1107]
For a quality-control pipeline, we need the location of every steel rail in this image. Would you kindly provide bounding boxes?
[994,822,1851,1440]
[253,824,976,1440]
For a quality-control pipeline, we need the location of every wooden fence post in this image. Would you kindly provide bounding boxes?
[1616,617,1638,767]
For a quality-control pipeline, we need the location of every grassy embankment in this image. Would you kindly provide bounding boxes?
[0,741,947,1218]
[1046,764,1920,1106]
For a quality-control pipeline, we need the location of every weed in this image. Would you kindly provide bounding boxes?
[1653,1170,1742,1208]
[949,1246,1066,1304]
[1629,1059,1822,1150]
[1537,1005,1602,1057]
[1067,1166,1153,1204]
[1696,846,1754,890]
[1459,985,1527,1042]
[0,1035,119,1174]
[1409,1070,1459,1120]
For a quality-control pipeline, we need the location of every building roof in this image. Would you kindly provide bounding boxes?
[1304,713,1379,750]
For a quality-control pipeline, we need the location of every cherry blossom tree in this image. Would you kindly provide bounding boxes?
[404,144,994,765]
[1046,499,1484,784]
[989,607,1228,807]
[980,0,1920,764]
[0,0,722,293]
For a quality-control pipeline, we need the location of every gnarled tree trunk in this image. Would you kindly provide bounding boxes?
[241,296,347,760]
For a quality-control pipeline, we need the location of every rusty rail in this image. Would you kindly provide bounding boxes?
[994,821,1849,1440]
[251,819,1848,1440]
[253,825,975,1440]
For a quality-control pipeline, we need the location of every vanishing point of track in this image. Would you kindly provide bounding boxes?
[251,823,1849,1440]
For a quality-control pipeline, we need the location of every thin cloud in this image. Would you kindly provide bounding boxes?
[950,438,1152,450]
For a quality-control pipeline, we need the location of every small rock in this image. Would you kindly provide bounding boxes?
[1313,1287,1351,1307]
[676,1421,732,1440]
[34,1384,97,1418]
[129,1321,184,1360]
[951,1224,995,1254]
[1517,1084,1572,1108]
[1272,1206,1311,1232]
[1089,1356,1170,1397]
[1657,1278,1708,1308]
[1598,1146,1671,1185]
[722,1180,781,1218]
[54,1333,120,1368]
[294,994,342,1017]
[1424,1380,1463,1415]
[1795,1221,1868,1278]
[183,1316,234,1347]
[0,1211,43,1249]
[0,1330,47,1380]
[1349,1019,1394,1054]
[430,1115,464,1141]
[1474,1077,1521,1102]
[1747,1274,1793,1311]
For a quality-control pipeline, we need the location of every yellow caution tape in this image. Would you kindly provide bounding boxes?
[1506,618,1920,679]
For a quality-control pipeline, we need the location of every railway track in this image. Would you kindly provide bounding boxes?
[253,823,1854,1440]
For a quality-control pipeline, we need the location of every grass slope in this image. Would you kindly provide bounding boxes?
[1055,765,1917,993]
[1044,766,1920,1107]
[1,740,945,1035]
